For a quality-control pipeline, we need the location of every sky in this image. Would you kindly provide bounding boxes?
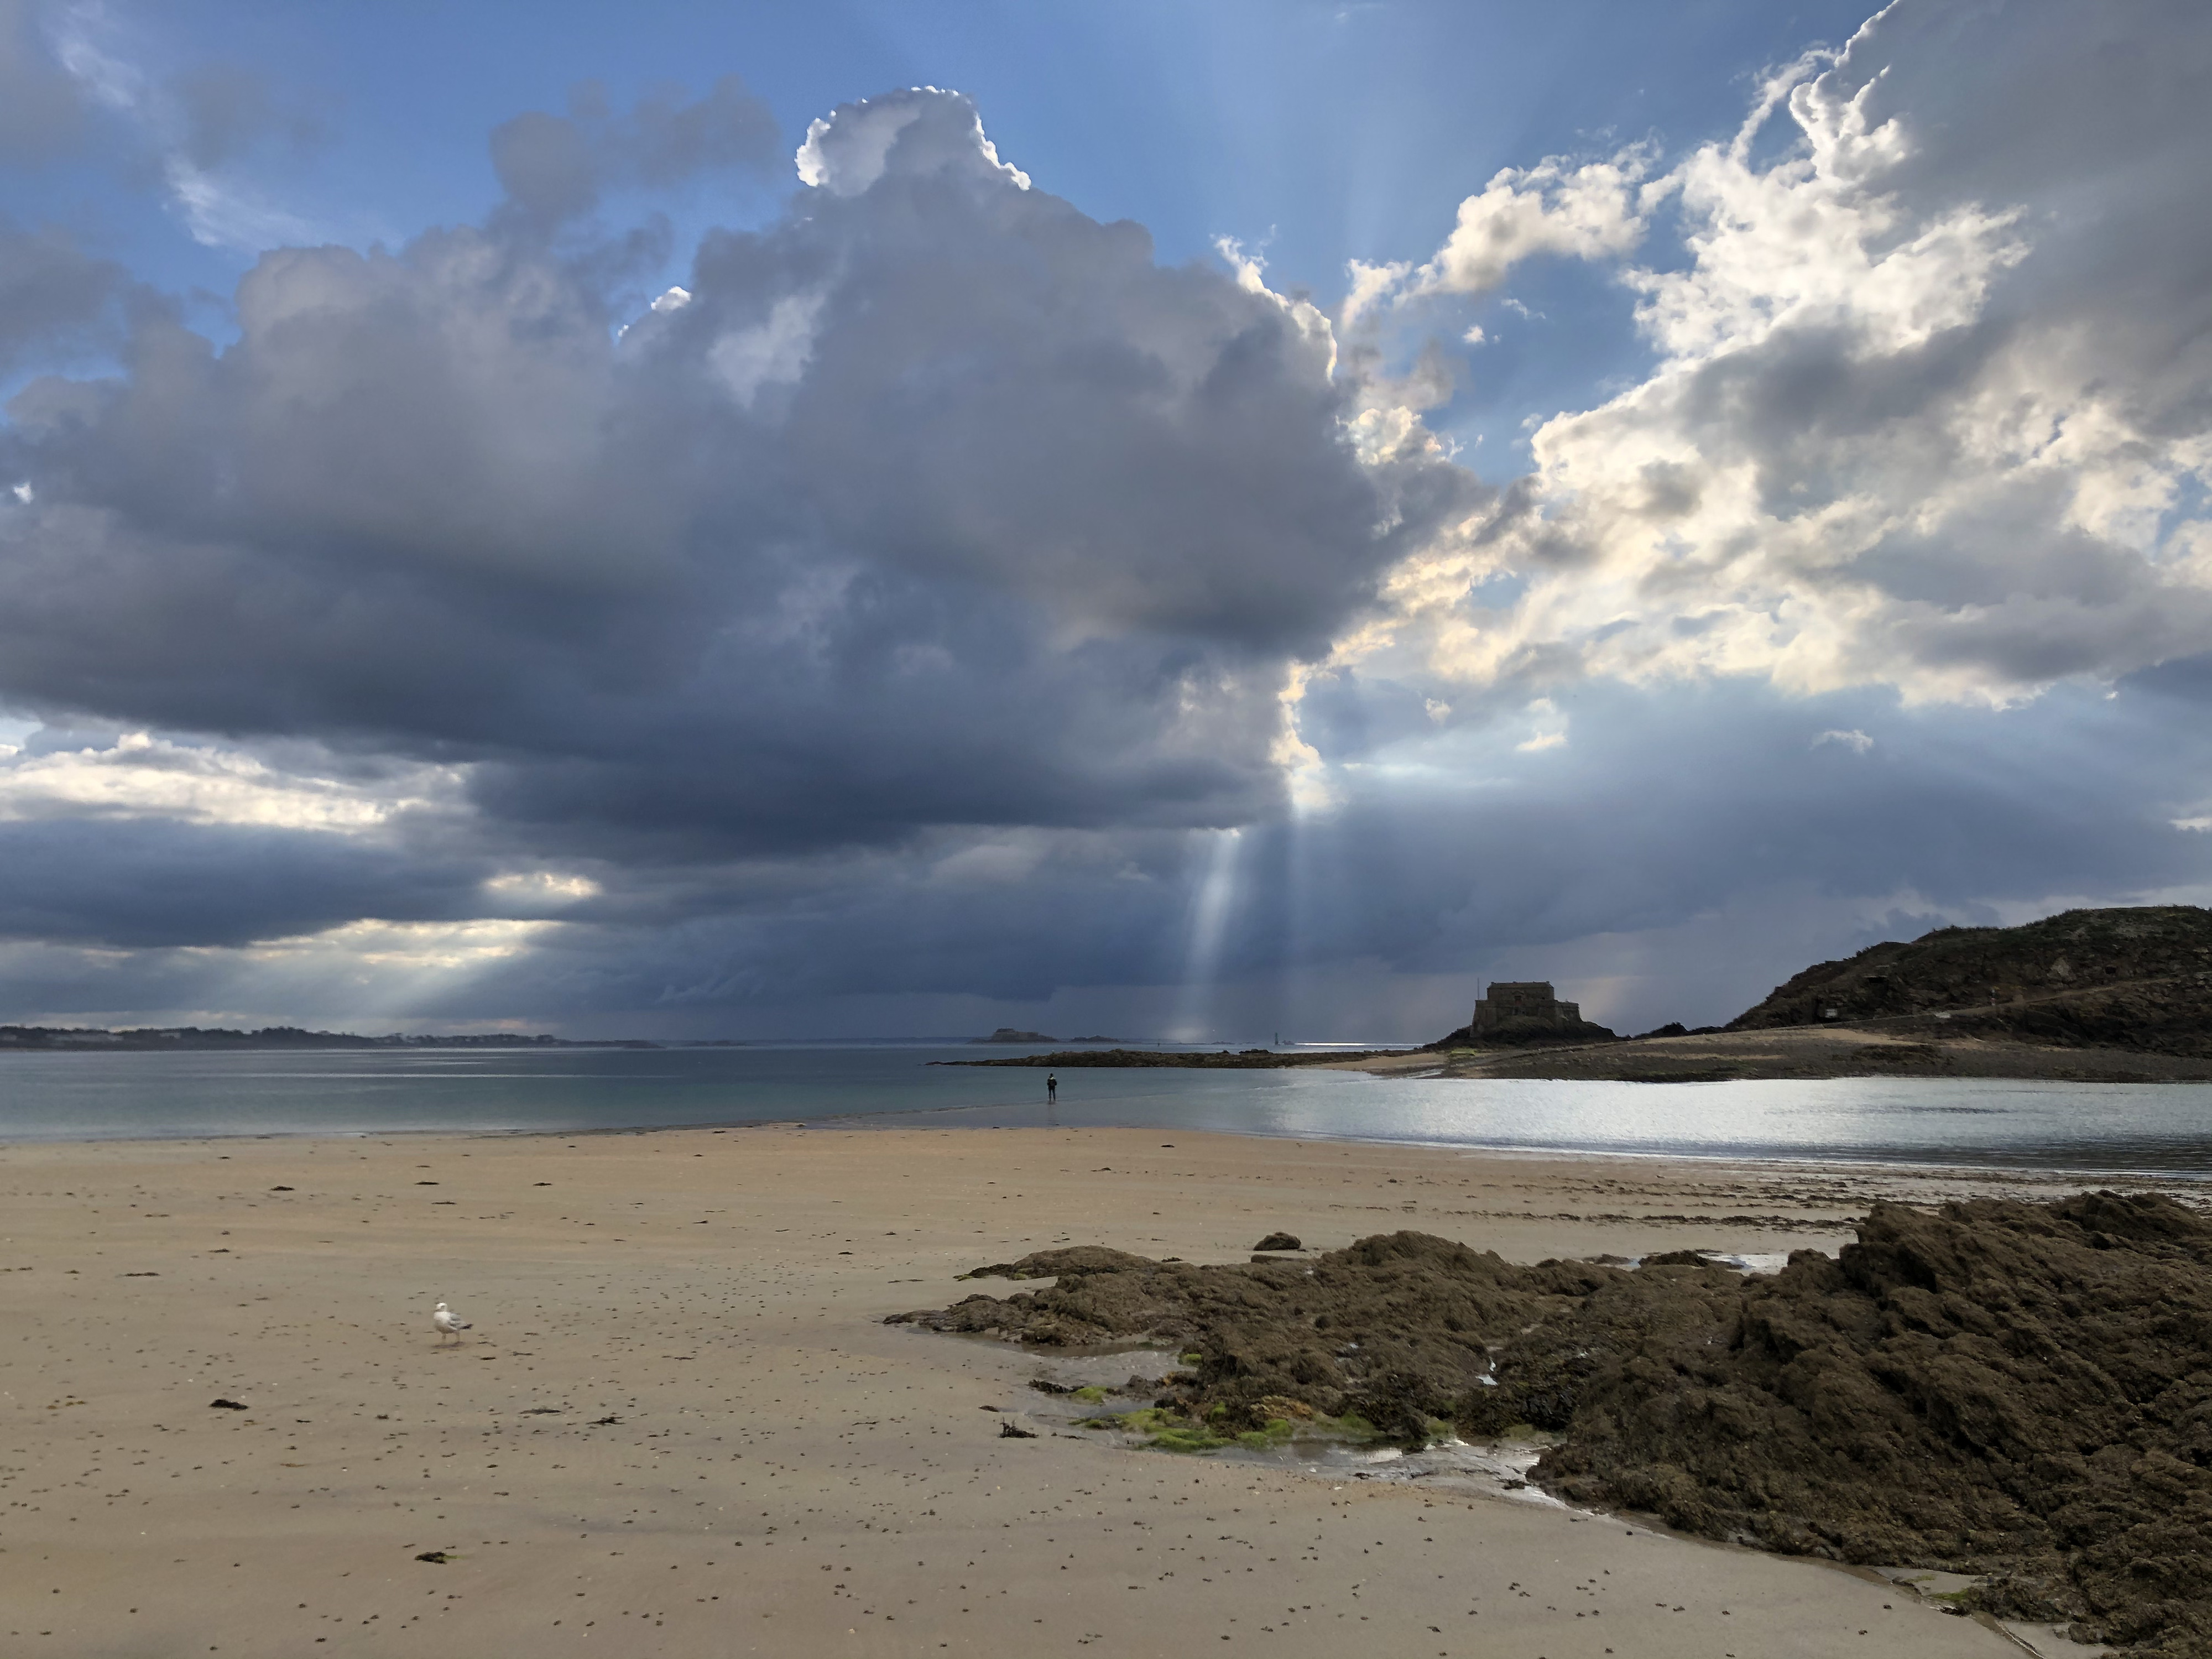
[0,0,2207,1042]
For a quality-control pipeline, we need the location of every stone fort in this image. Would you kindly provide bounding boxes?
[1472,980,1581,1033]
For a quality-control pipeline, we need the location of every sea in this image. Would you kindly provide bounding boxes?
[4,1041,2212,1176]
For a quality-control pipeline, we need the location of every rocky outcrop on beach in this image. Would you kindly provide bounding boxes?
[893,1232,1606,1434]
[1512,1192,2212,1654]
[1729,904,2212,1055]
[894,1192,2212,1655]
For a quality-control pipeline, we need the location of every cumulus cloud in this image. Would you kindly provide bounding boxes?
[0,817,490,948]
[0,86,1472,928]
[1411,150,1654,299]
[795,87,1029,197]
[1370,0,2212,708]
[0,218,130,375]
[1341,148,1654,328]
[490,76,780,227]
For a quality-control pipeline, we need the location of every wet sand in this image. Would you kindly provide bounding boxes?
[1,1124,2133,1658]
[1339,1024,2212,1082]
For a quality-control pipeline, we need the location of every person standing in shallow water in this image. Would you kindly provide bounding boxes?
[1046,1072,1057,1104]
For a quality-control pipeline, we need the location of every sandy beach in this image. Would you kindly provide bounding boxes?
[1,1123,2143,1658]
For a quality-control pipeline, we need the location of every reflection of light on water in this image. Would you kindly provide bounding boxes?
[11,1046,2212,1175]
[1015,1349,1574,1511]
[1616,1249,1807,1275]
[1248,1435,1575,1511]
[1167,829,1242,1042]
[838,1070,2212,1177]
[1707,1251,1798,1275]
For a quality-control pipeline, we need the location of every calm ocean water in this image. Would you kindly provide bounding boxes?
[3,1042,2211,1175]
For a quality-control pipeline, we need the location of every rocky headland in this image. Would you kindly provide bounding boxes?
[1427,904,2212,1082]
[956,905,2212,1081]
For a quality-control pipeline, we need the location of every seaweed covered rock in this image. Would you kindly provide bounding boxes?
[959,1245,1156,1281]
[890,1230,1616,1431]
[894,1193,2212,1654]
[1527,1193,2212,1653]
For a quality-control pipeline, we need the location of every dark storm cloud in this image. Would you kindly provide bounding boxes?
[148,671,2189,1036]
[6,662,2206,1034]
[0,817,491,948]
[0,219,129,375]
[0,88,1472,872]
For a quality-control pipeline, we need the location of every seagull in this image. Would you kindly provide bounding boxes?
[432,1301,472,1345]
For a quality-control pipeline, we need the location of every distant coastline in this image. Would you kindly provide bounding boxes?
[0,1024,685,1052]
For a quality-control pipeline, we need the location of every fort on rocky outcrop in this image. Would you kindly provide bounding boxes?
[1473,980,1580,1033]
[1417,980,1618,1052]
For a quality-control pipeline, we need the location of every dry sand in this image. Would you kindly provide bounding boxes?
[2,1124,2137,1658]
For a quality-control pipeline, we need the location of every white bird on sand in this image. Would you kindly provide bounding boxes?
[432,1301,472,1344]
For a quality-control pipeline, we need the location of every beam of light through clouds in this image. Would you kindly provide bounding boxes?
[1169,828,1244,1042]
[0,0,2206,1038]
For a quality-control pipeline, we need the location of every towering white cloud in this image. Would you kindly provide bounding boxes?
[795,87,1030,197]
[1366,0,2212,707]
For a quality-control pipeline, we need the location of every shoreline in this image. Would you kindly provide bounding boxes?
[1378,1022,2212,1083]
[8,1092,2212,1186]
[952,1024,2212,1083]
[13,1066,2212,1194]
[0,1124,2100,1657]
